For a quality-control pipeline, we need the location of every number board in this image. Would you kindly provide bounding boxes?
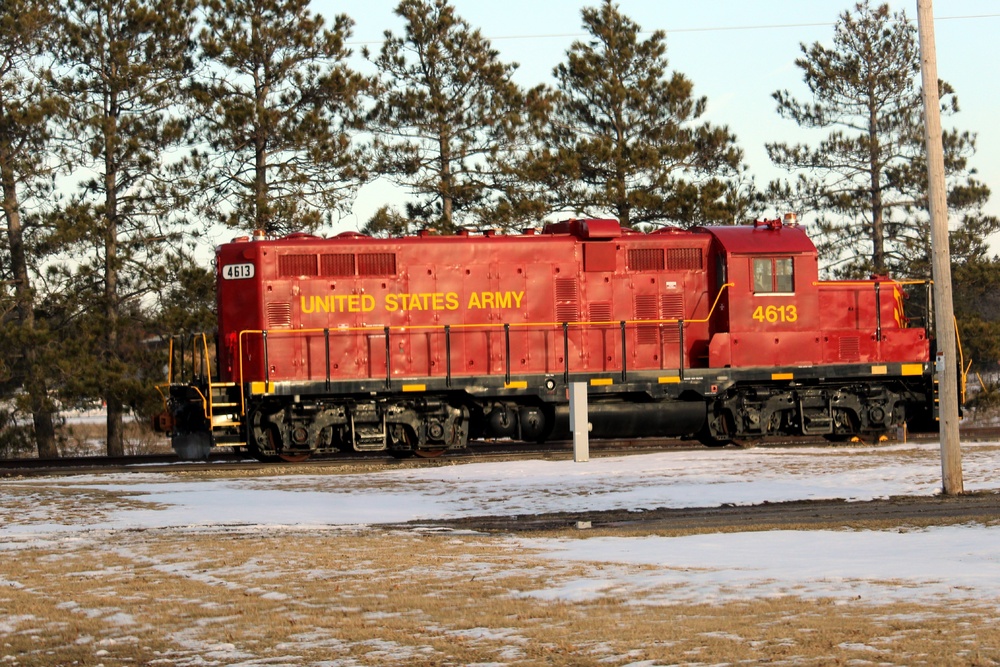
[222,263,255,280]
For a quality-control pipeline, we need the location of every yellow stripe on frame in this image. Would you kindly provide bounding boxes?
[250,381,274,394]
[402,384,426,392]
[871,365,888,375]
[771,373,794,381]
[590,378,614,386]
[901,363,925,376]
[504,381,528,389]
[658,376,681,384]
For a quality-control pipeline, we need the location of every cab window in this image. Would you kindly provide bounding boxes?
[753,257,794,294]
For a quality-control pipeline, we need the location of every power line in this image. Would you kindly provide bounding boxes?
[348,13,1000,47]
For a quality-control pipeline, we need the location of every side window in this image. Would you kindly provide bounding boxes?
[752,257,794,294]
[774,258,794,293]
[752,258,772,292]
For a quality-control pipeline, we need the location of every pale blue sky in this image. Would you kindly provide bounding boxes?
[312,1,1000,241]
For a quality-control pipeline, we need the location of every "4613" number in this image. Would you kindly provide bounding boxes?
[752,304,798,323]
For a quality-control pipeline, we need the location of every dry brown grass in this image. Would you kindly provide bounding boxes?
[57,420,172,457]
[2,528,999,666]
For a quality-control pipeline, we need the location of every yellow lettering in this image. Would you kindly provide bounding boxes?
[301,295,315,314]
[362,294,375,312]
[496,291,511,309]
[347,294,360,312]
[385,294,398,312]
[432,293,444,310]
[408,294,423,310]
[481,292,495,308]
[512,291,524,308]
[468,292,481,309]
[752,304,798,324]
[446,292,459,310]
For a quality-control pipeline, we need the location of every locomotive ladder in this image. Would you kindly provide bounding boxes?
[206,382,244,445]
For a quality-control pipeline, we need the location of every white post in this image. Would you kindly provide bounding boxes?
[569,381,589,462]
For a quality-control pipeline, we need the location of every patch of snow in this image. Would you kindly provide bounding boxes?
[2,439,1000,606]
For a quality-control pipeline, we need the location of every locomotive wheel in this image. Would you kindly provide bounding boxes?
[413,448,446,458]
[277,452,312,463]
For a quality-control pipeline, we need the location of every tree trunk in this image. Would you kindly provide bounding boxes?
[439,132,453,233]
[106,395,125,457]
[1,147,58,458]
[869,105,886,274]
[104,93,124,458]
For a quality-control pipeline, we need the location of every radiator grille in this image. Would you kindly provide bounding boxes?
[666,248,703,271]
[358,253,396,276]
[635,294,660,345]
[267,302,292,328]
[320,253,355,276]
[840,336,860,361]
[589,302,613,323]
[661,294,685,343]
[555,278,579,323]
[628,248,664,271]
[278,254,318,277]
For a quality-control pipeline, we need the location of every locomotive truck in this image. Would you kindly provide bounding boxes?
[158,216,941,461]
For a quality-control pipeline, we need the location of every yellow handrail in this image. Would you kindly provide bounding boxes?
[954,316,969,405]
[233,282,737,413]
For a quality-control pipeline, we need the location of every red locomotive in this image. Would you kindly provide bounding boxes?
[159,216,938,460]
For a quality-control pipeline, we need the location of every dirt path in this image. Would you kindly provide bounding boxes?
[402,490,1000,535]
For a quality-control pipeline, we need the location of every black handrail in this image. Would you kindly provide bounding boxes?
[504,323,511,384]
[324,328,331,390]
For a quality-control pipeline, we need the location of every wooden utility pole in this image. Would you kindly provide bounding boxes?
[916,0,964,494]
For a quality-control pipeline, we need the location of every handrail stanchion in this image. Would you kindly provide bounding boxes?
[875,282,882,341]
[384,326,391,389]
[445,325,452,387]
[678,319,685,381]
[563,322,570,384]
[167,336,175,384]
[504,323,511,385]
[262,331,270,385]
[324,328,331,390]
[620,320,627,382]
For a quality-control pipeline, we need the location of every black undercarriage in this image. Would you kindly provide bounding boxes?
[166,364,935,461]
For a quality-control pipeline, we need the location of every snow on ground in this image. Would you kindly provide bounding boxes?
[2,440,1000,605]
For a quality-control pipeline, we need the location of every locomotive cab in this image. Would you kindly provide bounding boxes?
[704,217,821,368]
[695,217,932,443]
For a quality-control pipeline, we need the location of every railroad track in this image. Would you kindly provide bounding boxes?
[0,439,691,477]
[2,426,996,477]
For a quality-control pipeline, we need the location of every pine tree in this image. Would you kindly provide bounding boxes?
[952,258,1000,374]
[0,0,63,457]
[367,0,536,235]
[767,1,998,279]
[193,0,369,237]
[517,0,749,229]
[53,0,196,457]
